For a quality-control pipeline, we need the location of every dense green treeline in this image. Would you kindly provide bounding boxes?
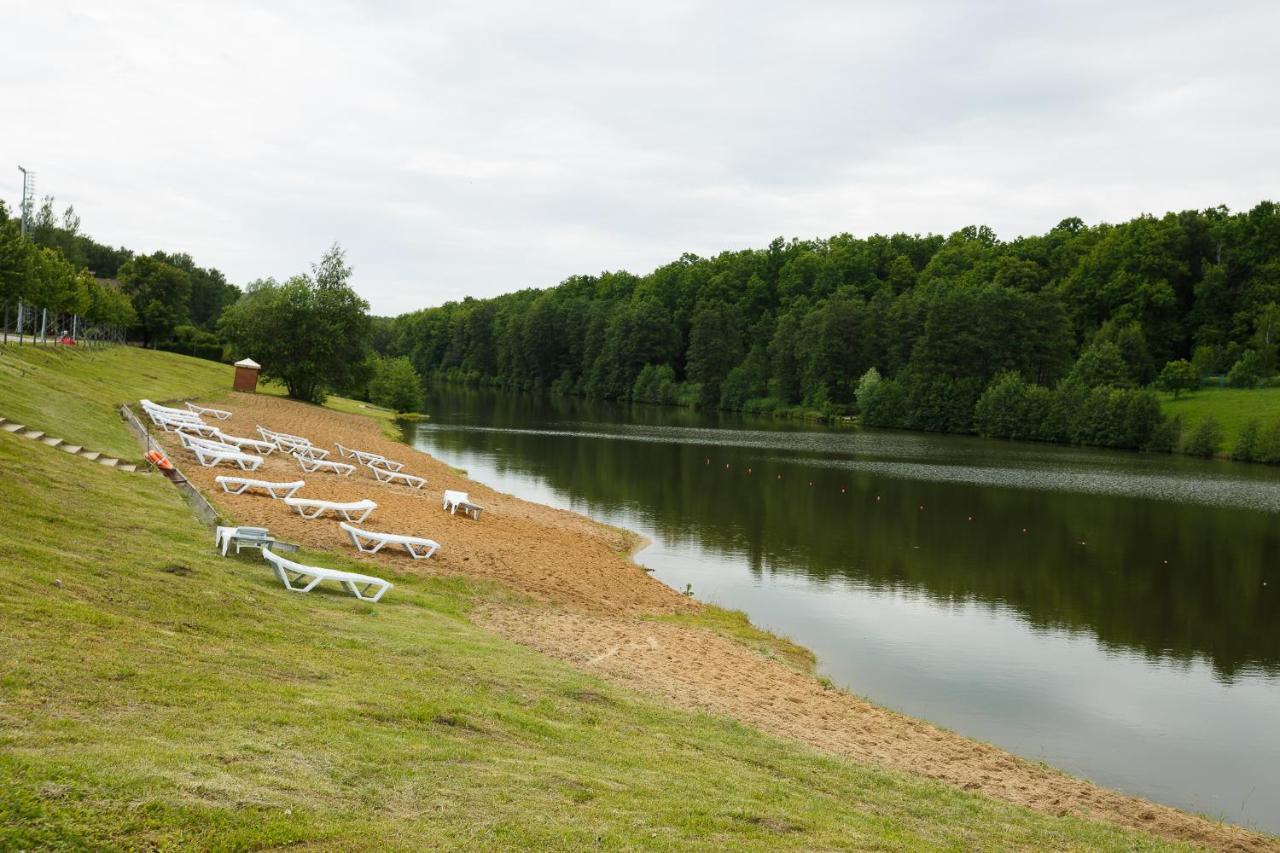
[0,196,238,348]
[379,203,1280,449]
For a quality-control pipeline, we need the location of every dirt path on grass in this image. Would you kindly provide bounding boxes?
[159,393,1274,852]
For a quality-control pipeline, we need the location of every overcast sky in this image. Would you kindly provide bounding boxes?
[2,1,1277,315]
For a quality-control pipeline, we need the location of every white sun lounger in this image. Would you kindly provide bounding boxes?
[159,414,218,435]
[366,457,405,473]
[335,442,376,461]
[179,432,240,454]
[339,521,439,559]
[186,402,232,420]
[192,445,264,470]
[258,426,312,446]
[442,489,483,520]
[368,465,425,489]
[210,430,276,455]
[262,547,392,603]
[214,476,305,499]
[294,454,354,476]
[282,497,376,522]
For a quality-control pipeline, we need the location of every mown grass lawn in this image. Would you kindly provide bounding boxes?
[0,345,1186,850]
[1158,385,1280,452]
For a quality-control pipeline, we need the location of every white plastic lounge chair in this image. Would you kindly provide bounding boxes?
[210,430,276,455]
[258,426,312,446]
[215,525,276,556]
[294,454,354,476]
[214,476,305,499]
[282,497,376,522]
[335,443,388,465]
[192,445,264,470]
[186,402,232,420]
[366,457,405,473]
[442,489,483,520]
[179,432,240,453]
[368,465,426,489]
[339,522,439,559]
[262,547,392,603]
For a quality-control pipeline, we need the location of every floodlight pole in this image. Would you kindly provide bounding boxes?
[17,165,34,238]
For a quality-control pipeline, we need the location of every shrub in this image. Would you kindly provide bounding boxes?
[1234,419,1261,462]
[1226,351,1265,388]
[1181,416,1223,457]
[974,372,1049,441]
[906,376,983,434]
[1256,419,1280,464]
[1155,359,1199,398]
[632,363,680,405]
[368,355,424,413]
[1147,413,1182,453]
[859,378,907,428]
[854,368,882,413]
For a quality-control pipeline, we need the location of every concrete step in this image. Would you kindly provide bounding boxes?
[79,451,101,461]
[21,430,45,441]
[41,436,64,447]
[116,463,138,473]
[59,444,82,454]
[0,422,22,433]
[98,457,119,468]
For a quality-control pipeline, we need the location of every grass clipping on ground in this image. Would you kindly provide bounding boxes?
[0,347,1199,850]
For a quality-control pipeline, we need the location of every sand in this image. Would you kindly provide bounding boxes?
[158,392,1275,852]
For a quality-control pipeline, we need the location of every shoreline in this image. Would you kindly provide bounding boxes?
[175,391,1275,852]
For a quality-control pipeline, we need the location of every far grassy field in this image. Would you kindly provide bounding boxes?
[0,345,1190,849]
[1158,385,1280,453]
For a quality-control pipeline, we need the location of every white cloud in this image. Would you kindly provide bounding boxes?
[1,0,1277,314]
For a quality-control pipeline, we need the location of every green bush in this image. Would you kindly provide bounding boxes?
[1226,350,1265,388]
[368,355,424,413]
[859,377,907,428]
[974,372,1049,441]
[632,363,680,405]
[1234,419,1261,462]
[1147,412,1182,453]
[1181,416,1223,457]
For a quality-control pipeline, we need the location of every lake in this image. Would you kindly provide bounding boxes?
[405,387,1280,833]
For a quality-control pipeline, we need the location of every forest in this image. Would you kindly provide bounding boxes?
[0,196,238,354]
[375,202,1280,450]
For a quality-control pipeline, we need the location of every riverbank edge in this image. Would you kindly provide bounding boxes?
[378,399,1275,851]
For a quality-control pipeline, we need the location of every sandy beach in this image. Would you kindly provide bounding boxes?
[158,392,1275,852]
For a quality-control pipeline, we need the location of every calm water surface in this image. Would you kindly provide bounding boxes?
[406,388,1280,833]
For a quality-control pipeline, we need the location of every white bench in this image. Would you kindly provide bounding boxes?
[442,489,483,520]
[294,454,354,476]
[368,465,425,489]
[262,547,392,603]
[339,522,439,559]
[192,445,264,470]
[186,402,232,420]
[214,476,305,499]
[282,497,376,522]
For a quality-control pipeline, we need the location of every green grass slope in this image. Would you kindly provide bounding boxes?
[1159,385,1280,452]
[0,346,233,458]
[0,346,1185,850]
